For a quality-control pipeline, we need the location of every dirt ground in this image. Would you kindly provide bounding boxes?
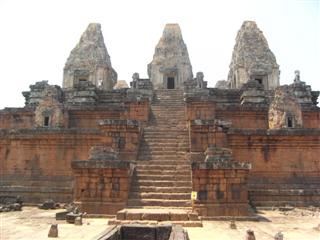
[0,207,319,240]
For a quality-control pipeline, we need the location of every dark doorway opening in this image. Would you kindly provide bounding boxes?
[43,116,50,127]
[167,77,175,89]
[287,116,293,128]
[255,78,262,85]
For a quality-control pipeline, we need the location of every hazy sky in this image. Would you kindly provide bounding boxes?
[0,0,319,109]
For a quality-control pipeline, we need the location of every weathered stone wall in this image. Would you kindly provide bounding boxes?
[227,129,320,206]
[68,109,122,129]
[186,102,269,129]
[192,168,250,216]
[0,129,103,203]
[186,90,320,207]
[72,163,133,214]
[0,109,34,129]
[302,111,320,128]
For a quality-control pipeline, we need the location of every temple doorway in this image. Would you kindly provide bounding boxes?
[167,77,175,89]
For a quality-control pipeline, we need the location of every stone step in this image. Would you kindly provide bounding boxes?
[151,107,185,110]
[138,155,187,158]
[135,175,191,181]
[146,125,187,129]
[143,137,188,141]
[151,111,185,114]
[143,131,188,135]
[108,219,202,227]
[132,180,191,187]
[129,192,191,200]
[114,208,201,227]
[152,109,184,111]
[136,165,190,171]
[130,186,192,193]
[151,105,185,108]
[136,160,189,165]
[136,156,187,161]
[135,169,191,175]
[151,117,185,120]
[138,150,188,154]
[139,144,188,148]
[143,130,188,134]
[137,158,187,162]
[137,151,187,156]
[138,147,189,152]
[127,199,191,208]
[142,142,189,147]
[141,138,188,142]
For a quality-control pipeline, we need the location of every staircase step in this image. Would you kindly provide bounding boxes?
[136,165,190,171]
[129,192,191,200]
[113,208,201,227]
[130,186,192,193]
[136,160,189,165]
[127,199,191,207]
[138,146,188,151]
[135,169,191,175]
[132,180,191,187]
[135,175,191,181]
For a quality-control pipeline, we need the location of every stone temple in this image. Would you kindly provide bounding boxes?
[0,21,319,225]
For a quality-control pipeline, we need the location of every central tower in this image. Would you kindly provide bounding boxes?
[148,24,193,89]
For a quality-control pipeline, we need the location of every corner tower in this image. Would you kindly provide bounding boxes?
[63,23,117,90]
[228,21,280,90]
[148,24,193,89]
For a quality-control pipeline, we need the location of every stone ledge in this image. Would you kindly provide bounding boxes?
[228,128,320,136]
[192,161,251,170]
[98,119,139,127]
[0,128,101,136]
[71,160,133,169]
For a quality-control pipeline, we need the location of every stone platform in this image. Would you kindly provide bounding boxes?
[109,208,203,227]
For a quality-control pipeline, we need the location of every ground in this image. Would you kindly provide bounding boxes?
[0,207,319,239]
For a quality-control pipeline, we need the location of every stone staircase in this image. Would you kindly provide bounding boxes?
[111,90,202,227]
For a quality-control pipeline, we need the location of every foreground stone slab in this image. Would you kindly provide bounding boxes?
[113,208,202,227]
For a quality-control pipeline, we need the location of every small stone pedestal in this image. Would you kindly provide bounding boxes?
[192,145,251,217]
[72,146,134,215]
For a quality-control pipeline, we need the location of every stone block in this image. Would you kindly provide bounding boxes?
[116,209,126,220]
[55,211,69,220]
[188,212,199,221]
[142,213,170,221]
[126,212,142,220]
[74,216,82,225]
[169,212,189,221]
[48,224,58,238]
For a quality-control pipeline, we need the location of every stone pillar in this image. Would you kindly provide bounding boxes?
[71,146,134,215]
[192,145,251,216]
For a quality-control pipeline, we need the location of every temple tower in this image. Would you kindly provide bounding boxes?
[228,21,280,90]
[148,24,193,89]
[63,23,117,90]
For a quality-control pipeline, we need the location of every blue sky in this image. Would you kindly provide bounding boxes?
[0,0,319,108]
